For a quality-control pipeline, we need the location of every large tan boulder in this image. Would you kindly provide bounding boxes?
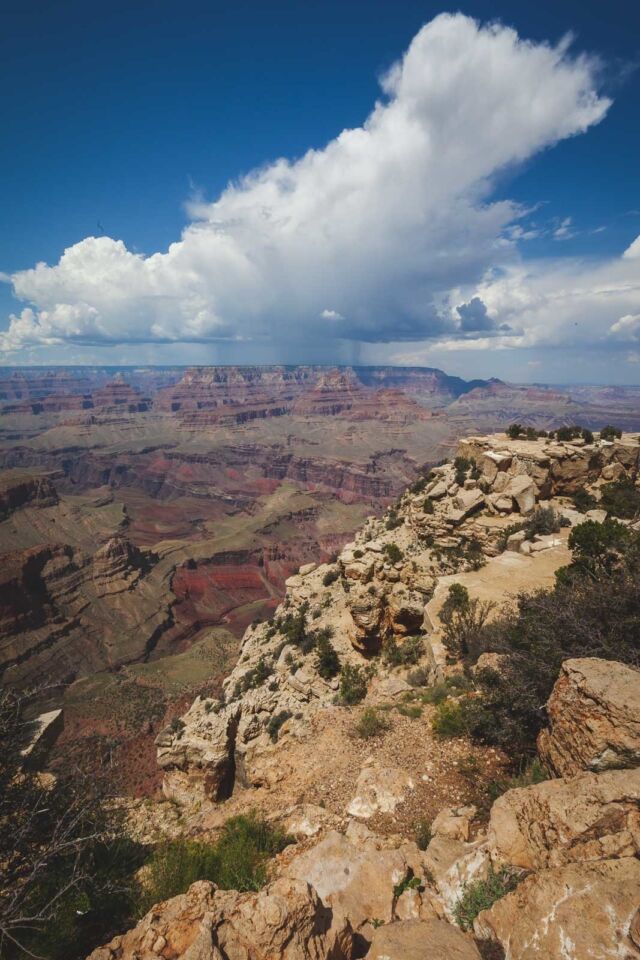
[538,658,640,776]
[283,829,438,935]
[423,835,490,917]
[488,768,640,870]
[474,857,640,959]
[88,878,353,959]
[367,919,482,959]
[156,700,241,803]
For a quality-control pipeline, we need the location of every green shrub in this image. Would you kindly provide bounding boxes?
[524,506,563,538]
[393,872,423,898]
[564,518,631,577]
[440,582,470,620]
[407,666,429,687]
[339,664,370,705]
[454,867,521,930]
[572,488,597,513]
[354,707,390,739]
[410,475,430,494]
[385,510,403,531]
[442,597,494,661]
[315,632,341,679]
[463,524,640,761]
[397,703,422,719]
[383,542,404,564]
[423,497,434,514]
[266,710,292,742]
[600,479,640,519]
[432,700,468,738]
[454,456,471,485]
[556,424,584,442]
[421,682,449,705]
[322,568,340,587]
[600,424,622,441]
[139,815,292,914]
[382,635,424,667]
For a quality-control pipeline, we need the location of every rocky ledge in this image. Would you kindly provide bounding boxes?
[91,429,640,960]
[156,431,640,805]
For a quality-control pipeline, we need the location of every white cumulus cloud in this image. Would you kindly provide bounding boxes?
[1,14,613,358]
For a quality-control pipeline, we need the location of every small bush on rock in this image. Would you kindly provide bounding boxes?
[338,664,370,705]
[139,814,293,915]
[322,568,340,587]
[432,700,468,738]
[315,632,341,679]
[354,707,390,739]
[266,710,293,742]
[383,542,404,564]
[454,867,521,930]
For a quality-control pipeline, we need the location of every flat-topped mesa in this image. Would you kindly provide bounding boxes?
[92,379,151,413]
[155,430,640,806]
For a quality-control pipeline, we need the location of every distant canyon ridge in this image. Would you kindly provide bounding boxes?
[1,364,639,794]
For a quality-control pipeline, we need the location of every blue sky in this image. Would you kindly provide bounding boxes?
[1,0,639,382]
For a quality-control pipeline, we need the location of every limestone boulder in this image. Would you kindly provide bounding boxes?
[156,699,241,803]
[431,806,477,843]
[367,919,482,960]
[474,857,640,959]
[538,658,640,776]
[386,586,425,636]
[454,488,485,518]
[88,878,353,960]
[488,768,640,870]
[283,829,437,935]
[423,835,490,916]
[503,475,536,514]
[346,765,415,819]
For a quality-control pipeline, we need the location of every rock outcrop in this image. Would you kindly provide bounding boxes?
[367,918,481,960]
[488,768,640,869]
[88,878,354,960]
[157,432,639,803]
[474,858,640,959]
[538,658,640,776]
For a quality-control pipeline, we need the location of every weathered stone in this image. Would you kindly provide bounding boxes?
[88,878,354,960]
[299,562,317,576]
[424,835,490,916]
[346,765,415,819]
[157,700,241,803]
[474,858,640,959]
[505,530,526,552]
[488,768,640,870]
[367,919,481,960]
[538,658,640,776]
[432,806,477,843]
[284,830,434,934]
[503,475,536,514]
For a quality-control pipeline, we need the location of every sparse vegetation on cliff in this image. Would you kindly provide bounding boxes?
[458,521,640,761]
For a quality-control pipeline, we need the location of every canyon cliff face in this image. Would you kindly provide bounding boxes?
[3,366,640,803]
[83,429,640,960]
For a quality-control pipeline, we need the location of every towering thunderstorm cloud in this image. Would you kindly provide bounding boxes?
[2,14,638,362]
